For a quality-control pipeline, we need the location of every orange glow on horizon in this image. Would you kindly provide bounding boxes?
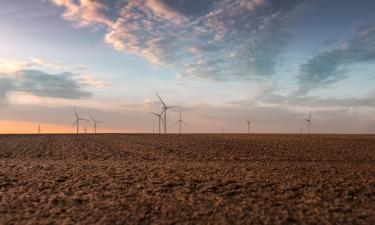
[0,120,130,134]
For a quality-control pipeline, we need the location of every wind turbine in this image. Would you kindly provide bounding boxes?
[72,108,88,134]
[175,110,187,134]
[150,111,164,134]
[38,124,41,134]
[246,118,252,134]
[90,115,104,134]
[304,111,312,134]
[155,93,175,134]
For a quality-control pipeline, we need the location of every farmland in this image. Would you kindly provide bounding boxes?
[0,134,374,224]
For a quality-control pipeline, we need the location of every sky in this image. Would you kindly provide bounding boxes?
[0,0,375,134]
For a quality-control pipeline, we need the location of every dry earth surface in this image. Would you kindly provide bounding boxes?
[0,134,374,224]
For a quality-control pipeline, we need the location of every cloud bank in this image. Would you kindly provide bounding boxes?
[0,59,96,104]
[52,0,307,80]
[297,24,375,94]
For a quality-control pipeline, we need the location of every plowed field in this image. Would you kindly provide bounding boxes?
[0,134,374,224]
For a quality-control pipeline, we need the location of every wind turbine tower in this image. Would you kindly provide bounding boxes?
[72,108,88,134]
[175,110,187,134]
[156,93,174,134]
[150,111,163,134]
[247,118,252,134]
[90,115,104,134]
[304,111,312,134]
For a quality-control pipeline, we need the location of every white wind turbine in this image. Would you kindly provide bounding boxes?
[246,118,252,134]
[150,111,164,134]
[90,115,104,134]
[155,93,175,134]
[72,108,88,134]
[175,110,187,134]
[304,111,312,134]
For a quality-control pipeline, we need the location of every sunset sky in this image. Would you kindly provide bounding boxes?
[0,0,375,134]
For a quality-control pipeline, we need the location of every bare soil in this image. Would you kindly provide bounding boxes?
[0,134,374,224]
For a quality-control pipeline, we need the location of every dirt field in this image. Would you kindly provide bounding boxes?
[0,134,374,224]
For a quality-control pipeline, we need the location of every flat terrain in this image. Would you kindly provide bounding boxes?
[0,134,374,225]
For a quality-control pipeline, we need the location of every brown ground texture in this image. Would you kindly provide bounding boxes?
[0,134,374,225]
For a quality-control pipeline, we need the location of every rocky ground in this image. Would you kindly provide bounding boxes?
[0,134,374,224]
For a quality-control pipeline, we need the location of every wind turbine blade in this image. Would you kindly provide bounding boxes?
[89,115,95,122]
[182,120,188,126]
[73,108,78,119]
[175,121,180,125]
[150,112,159,116]
[155,93,167,107]
[72,120,78,127]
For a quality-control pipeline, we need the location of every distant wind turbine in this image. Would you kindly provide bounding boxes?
[304,111,312,134]
[90,115,104,134]
[155,93,175,134]
[38,124,41,134]
[150,111,164,134]
[175,110,187,134]
[246,118,252,134]
[72,108,88,134]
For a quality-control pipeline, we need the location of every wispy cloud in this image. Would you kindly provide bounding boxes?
[296,24,375,95]
[52,0,113,27]
[144,0,186,22]
[81,74,108,88]
[52,0,308,80]
[0,58,45,74]
[258,93,375,109]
